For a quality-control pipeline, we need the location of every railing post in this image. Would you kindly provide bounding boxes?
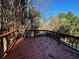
[57,34,60,44]
[75,40,78,49]
[46,30,47,37]
[34,30,35,37]
[3,37,7,53]
[0,39,3,58]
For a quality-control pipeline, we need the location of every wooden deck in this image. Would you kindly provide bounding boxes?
[3,37,79,59]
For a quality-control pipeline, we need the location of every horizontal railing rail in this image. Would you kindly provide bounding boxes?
[0,29,17,38]
[24,30,49,37]
[24,30,79,53]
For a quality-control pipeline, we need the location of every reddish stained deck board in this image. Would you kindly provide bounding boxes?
[3,37,79,59]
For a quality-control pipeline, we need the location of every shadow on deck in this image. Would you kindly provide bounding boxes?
[3,37,79,59]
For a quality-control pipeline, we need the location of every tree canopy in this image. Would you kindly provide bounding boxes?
[52,11,79,36]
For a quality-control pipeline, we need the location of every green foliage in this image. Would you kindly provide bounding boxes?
[66,11,74,20]
[58,13,65,19]
[57,11,79,36]
[30,7,40,17]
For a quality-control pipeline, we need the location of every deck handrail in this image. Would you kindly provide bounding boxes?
[2,29,78,40]
[25,30,79,39]
[24,30,79,53]
[53,31,79,39]
[0,29,18,38]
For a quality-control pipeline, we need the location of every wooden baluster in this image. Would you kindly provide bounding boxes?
[0,38,3,58]
[10,33,13,44]
[57,34,60,44]
[71,38,74,47]
[75,40,78,49]
[3,37,7,53]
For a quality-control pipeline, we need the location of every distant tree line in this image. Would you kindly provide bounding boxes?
[50,11,79,36]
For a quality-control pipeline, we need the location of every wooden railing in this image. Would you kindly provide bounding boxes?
[1,30,79,58]
[24,30,79,53]
[47,31,79,53]
[24,30,48,37]
[0,29,20,58]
